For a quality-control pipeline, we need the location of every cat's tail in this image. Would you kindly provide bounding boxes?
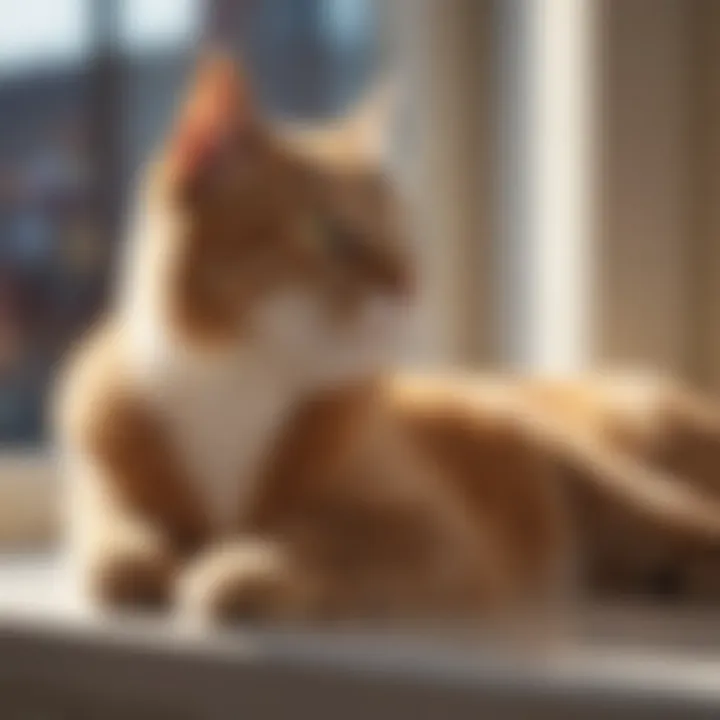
[520,404,720,543]
[394,371,720,543]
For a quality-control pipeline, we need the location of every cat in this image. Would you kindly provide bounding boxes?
[54,53,720,625]
[517,372,720,600]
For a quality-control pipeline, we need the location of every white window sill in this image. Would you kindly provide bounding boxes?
[2,553,720,718]
[0,452,57,545]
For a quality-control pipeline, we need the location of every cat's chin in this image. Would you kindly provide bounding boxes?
[283,324,399,393]
[306,365,386,394]
[245,287,403,392]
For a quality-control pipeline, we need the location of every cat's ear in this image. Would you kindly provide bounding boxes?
[168,51,256,185]
[344,78,398,160]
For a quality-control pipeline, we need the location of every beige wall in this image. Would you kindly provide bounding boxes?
[597,0,720,388]
[399,0,720,384]
[690,1,720,389]
[392,0,497,368]
[597,0,695,375]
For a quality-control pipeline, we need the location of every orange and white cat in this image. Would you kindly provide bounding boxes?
[55,54,720,624]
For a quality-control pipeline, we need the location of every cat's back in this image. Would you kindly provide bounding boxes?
[53,317,170,477]
[386,373,555,502]
[386,373,570,588]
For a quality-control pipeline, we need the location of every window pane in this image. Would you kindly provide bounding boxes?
[240,0,378,118]
[120,0,202,53]
[0,0,378,448]
[0,69,96,444]
[0,0,90,77]
[0,1,99,445]
[123,0,379,178]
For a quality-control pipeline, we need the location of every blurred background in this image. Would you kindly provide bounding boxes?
[0,0,379,446]
[1,0,720,539]
[3,5,720,715]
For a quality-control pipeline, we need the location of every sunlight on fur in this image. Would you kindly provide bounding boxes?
[54,53,720,635]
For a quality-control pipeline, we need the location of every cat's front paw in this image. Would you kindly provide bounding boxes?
[176,539,310,624]
[85,530,176,610]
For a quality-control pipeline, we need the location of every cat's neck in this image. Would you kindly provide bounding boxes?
[125,307,303,529]
[118,202,283,384]
[115,211,305,528]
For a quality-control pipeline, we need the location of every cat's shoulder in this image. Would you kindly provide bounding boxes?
[52,318,139,446]
[386,372,520,423]
[383,372,541,458]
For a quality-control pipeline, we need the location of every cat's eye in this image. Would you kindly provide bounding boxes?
[202,261,237,295]
[323,219,363,262]
[301,213,365,264]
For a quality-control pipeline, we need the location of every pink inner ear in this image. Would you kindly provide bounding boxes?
[173,124,223,184]
[170,55,253,183]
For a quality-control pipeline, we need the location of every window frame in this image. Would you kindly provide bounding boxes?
[0,0,393,546]
[3,605,720,718]
[0,453,56,545]
[0,1,123,547]
[5,0,720,545]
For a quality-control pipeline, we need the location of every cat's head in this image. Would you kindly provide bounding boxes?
[131,53,413,389]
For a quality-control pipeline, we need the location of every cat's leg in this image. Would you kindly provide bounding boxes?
[80,516,176,611]
[61,375,212,612]
[176,538,318,624]
[66,455,182,611]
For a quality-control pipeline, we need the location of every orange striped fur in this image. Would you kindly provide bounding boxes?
[56,54,720,624]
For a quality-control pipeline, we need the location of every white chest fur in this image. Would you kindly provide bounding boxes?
[141,349,292,532]
[120,216,296,532]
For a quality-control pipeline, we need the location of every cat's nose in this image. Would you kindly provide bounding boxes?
[647,566,684,601]
[374,258,415,301]
[360,295,402,343]
[394,264,416,300]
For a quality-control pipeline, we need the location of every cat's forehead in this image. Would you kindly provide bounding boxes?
[281,151,391,223]
[277,121,389,182]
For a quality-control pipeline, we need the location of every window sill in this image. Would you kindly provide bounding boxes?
[3,553,720,719]
[0,452,57,546]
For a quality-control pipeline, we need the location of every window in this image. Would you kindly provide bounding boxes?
[0,0,380,542]
[0,0,91,76]
[3,3,720,712]
[0,0,94,446]
[120,0,202,52]
[2,0,718,565]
